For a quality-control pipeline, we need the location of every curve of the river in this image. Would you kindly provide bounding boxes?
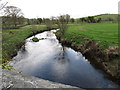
[9,30,119,88]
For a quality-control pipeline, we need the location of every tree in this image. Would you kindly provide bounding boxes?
[3,6,23,27]
[87,16,96,23]
[44,18,53,30]
[97,18,101,23]
[27,19,30,25]
[80,18,86,23]
[37,18,42,24]
[70,18,75,23]
[51,16,56,24]
[56,14,69,35]
[17,16,25,25]
[65,14,70,24]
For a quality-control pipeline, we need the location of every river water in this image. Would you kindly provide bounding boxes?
[9,30,119,88]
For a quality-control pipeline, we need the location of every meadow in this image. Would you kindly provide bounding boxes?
[63,23,118,49]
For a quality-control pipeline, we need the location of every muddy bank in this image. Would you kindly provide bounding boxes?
[56,34,120,85]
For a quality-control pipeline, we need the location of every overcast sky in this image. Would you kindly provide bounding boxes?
[1,0,120,18]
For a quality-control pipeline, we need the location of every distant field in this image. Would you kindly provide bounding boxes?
[76,14,118,23]
[95,14,118,22]
[63,23,118,49]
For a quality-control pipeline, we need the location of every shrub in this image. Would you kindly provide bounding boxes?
[32,37,39,42]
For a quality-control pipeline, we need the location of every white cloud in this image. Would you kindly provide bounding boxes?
[5,0,119,18]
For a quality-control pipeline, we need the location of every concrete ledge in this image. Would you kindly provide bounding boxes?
[1,70,82,89]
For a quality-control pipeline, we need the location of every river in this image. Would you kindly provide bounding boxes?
[9,29,119,88]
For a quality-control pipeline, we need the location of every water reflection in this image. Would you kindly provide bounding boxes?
[54,47,70,63]
[9,30,119,88]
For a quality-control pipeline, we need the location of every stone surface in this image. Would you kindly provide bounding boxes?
[1,70,81,89]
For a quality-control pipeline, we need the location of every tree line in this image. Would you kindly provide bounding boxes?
[1,5,117,30]
[1,5,71,30]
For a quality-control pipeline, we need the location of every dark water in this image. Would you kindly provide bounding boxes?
[9,30,119,88]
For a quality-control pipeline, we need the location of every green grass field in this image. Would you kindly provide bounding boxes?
[59,22,119,76]
[95,14,118,22]
[62,23,118,49]
[2,25,51,62]
[77,14,118,23]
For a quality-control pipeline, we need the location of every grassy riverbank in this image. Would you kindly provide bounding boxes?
[56,22,119,83]
[61,23,118,49]
[2,25,57,64]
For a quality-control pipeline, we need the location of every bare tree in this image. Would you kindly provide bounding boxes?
[0,0,8,11]
[3,6,23,27]
[66,14,70,24]
[56,14,70,35]
[51,16,56,24]
[44,18,53,30]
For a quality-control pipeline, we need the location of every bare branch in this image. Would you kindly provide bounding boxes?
[0,1,8,11]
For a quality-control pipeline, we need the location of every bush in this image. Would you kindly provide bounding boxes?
[32,37,39,42]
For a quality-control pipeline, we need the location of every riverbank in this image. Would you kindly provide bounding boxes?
[2,25,84,89]
[56,23,120,85]
[2,23,120,86]
[2,25,57,65]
